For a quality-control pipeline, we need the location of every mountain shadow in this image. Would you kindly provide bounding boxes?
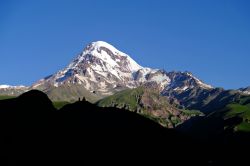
[176,107,250,165]
[0,90,56,128]
[0,90,249,165]
[0,90,167,130]
[0,90,196,165]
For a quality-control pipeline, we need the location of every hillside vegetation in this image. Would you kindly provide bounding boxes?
[0,95,16,100]
[97,87,202,128]
[223,96,250,132]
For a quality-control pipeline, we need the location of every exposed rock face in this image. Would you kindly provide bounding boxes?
[97,86,202,128]
[239,86,250,95]
[29,41,212,101]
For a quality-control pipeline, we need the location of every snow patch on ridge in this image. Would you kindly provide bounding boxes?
[186,73,213,89]
[0,85,27,89]
[30,41,215,96]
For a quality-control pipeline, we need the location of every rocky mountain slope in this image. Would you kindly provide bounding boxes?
[0,41,249,112]
[17,41,213,101]
[239,86,250,95]
[97,86,202,128]
[0,85,28,96]
[163,87,241,113]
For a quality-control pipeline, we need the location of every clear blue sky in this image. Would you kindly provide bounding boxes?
[0,0,249,89]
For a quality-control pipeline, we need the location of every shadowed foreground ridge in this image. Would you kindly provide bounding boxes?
[0,90,165,130]
[0,90,184,164]
[0,90,250,165]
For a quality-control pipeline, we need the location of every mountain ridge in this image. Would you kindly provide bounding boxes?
[0,41,248,106]
[23,41,213,101]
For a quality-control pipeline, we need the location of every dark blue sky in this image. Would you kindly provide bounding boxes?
[0,0,249,89]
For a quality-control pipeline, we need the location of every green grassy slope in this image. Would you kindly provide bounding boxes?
[97,87,202,128]
[97,87,144,111]
[53,101,70,109]
[43,84,102,103]
[223,96,250,132]
[0,95,16,100]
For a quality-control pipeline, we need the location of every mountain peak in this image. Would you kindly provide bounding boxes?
[81,41,143,72]
[89,41,121,53]
[84,41,127,59]
[29,41,214,101]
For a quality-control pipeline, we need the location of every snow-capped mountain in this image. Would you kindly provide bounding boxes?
[162,71,213,93]
[30,41,212,100]
[1,41,213,101]
[32,41,146,95]
[0,85,27,89]
[239,86,250,95]
[0,85,28,96]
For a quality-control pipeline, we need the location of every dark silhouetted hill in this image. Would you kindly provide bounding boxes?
[0,90,249,165]
[0,90,56,128]
[0,90,167,130]
[0,90,190,165]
